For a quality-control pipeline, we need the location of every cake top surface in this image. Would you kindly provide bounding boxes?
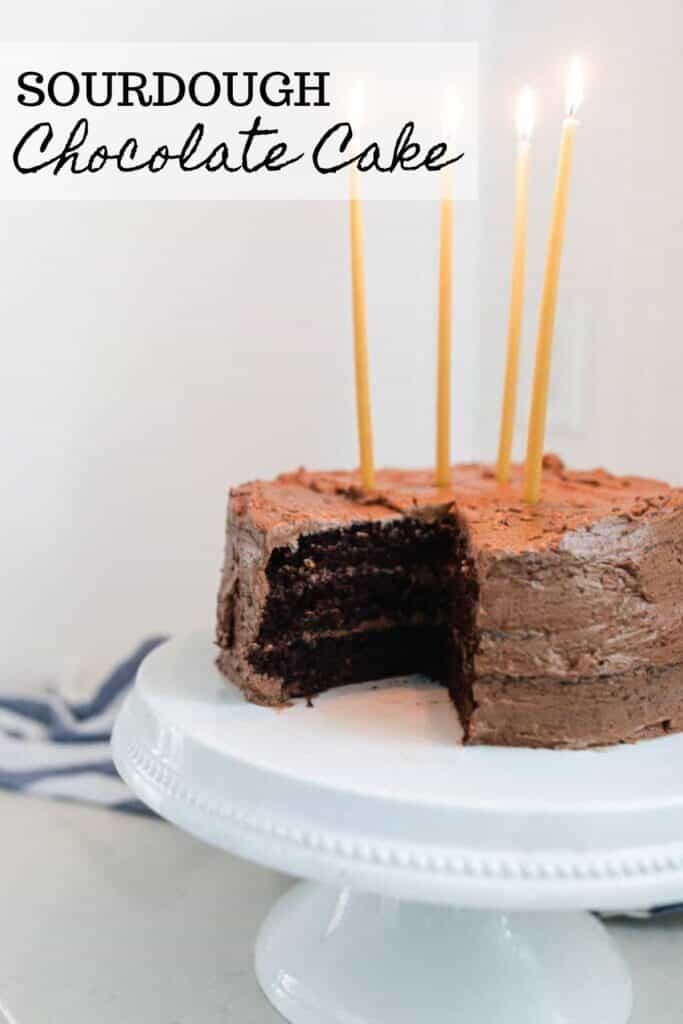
[230,455,683,555]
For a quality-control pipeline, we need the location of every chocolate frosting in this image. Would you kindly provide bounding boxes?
[231,455,682,552]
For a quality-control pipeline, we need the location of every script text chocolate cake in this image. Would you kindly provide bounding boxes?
[216,457,683,748]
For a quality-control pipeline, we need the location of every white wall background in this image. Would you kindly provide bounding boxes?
[1,0,682,670]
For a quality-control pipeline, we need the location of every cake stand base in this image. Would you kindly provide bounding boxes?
[255,882,632,1024]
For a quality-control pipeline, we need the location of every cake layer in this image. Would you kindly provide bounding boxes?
[222,624,450,701]
[268,516,459,566]
[216,457,683,748]
[259,566,457,638]
[469,660,683,748]
[259,594,449,638]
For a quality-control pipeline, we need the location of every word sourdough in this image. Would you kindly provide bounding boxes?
[18,70,331,109]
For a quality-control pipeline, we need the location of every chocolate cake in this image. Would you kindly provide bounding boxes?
[215,456,683,748]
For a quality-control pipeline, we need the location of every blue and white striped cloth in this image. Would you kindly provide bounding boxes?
[0,636,166,815]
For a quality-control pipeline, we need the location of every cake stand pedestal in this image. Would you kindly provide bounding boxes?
[113,634,683,1024]
[252,883,629,1024]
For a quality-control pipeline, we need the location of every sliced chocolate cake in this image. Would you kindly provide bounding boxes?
[216,456,683,748]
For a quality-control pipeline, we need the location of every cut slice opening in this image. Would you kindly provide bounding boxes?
[247,513,479,734]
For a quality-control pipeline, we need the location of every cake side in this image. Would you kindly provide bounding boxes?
[470,501,683,747]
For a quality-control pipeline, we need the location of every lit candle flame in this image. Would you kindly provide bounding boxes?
[565,57,584,118]
[348,79,366,127]
[516,86,536,141]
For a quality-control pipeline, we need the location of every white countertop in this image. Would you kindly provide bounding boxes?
[1,790,682,1024]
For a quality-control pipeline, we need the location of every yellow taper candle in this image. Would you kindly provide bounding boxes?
[524,58,584,503]
[348,82,374,490]
[435,88,460,487]
[496,87,535,484]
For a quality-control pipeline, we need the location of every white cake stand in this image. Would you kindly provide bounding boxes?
[112,633,683,1024]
